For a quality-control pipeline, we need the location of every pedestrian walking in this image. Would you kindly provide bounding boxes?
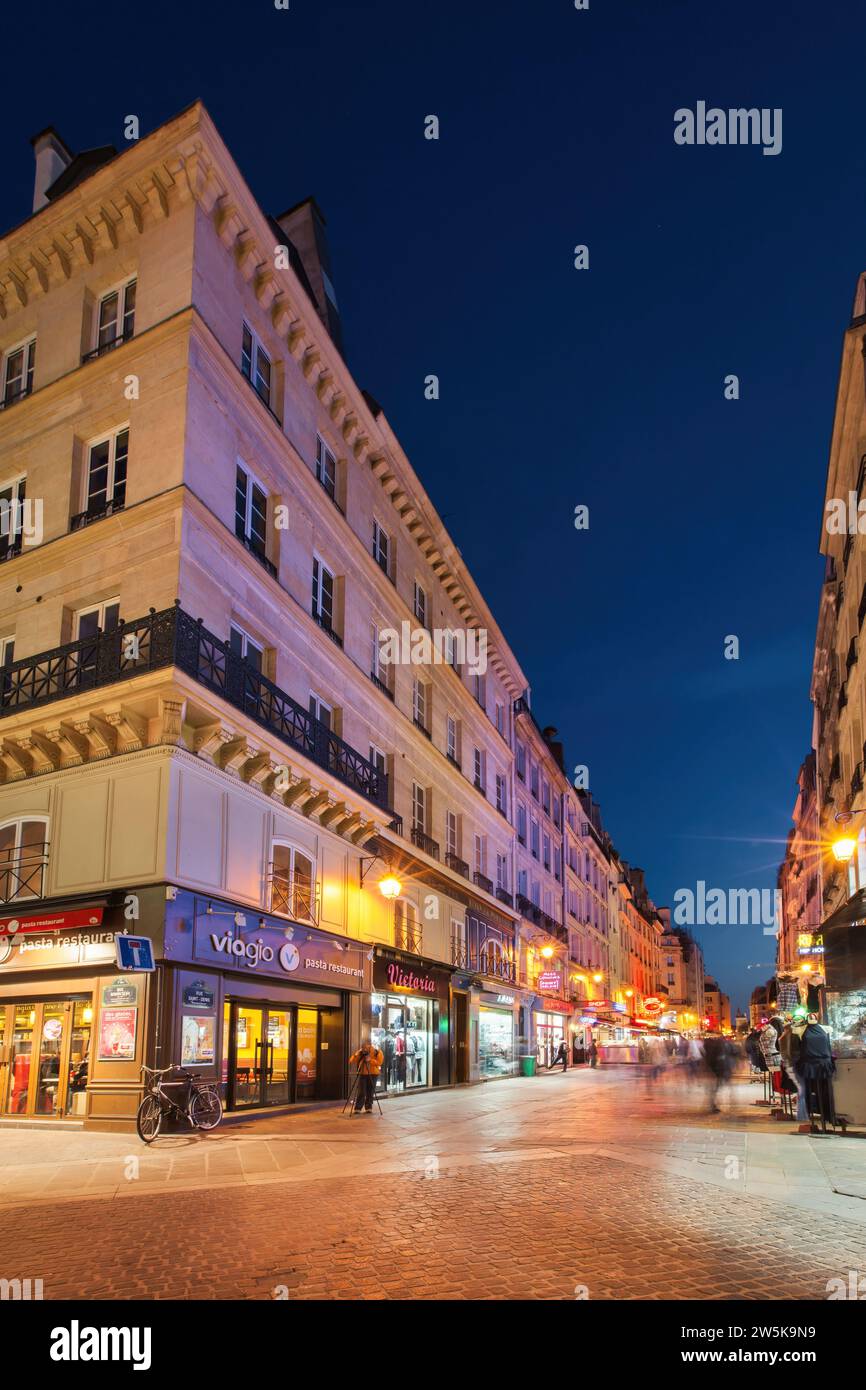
[779,1019,809,1127]
[348,1037,384,1112]
[701,1035,735,1113]
[588,1040,599,1068]
[554,1039,568,1072]
[795,1014,836,1132]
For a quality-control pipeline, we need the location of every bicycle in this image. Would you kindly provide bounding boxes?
[136,1064,223,1143]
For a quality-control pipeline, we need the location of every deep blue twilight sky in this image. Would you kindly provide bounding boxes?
[5,1,864,1011]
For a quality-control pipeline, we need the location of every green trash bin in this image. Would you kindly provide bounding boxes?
[520,1055,537,1078]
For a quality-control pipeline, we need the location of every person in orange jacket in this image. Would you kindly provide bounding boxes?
[349,1038,384,1112]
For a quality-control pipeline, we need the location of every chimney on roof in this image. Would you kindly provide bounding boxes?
[30,127,73,212]
[274,198,343,353]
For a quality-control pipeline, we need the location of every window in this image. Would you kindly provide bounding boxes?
[0,817,48,902]
[235,464,268,559]
[543,834,551,871]
[84,428,128,521]
[474,747,486,793]
[496,853,508,892]
[395,898,421,953]
[413,678,428,732]
[76,598,121,642]
[530,817,540,860]
[241,321,271,408]
[474,834,487,878]
[412,782,427,834]
[517,803,527,846]
[530,762,540,800]
[517,868,528,898]
[312,556,336,631]
[309,691,332,730]
[315,435,337,501]
[542,779,550,816]
[97,280,136,354]
[414,582,428,628]
[2,338,36,407]
[270,842,315,921]
[445,811,458,859]
[370,622,392,694]
[369,744,387,783]
[229,624,263,673]
[474,673,486,709]
[495,772,507,814]
[373,520,391,578]
[516,741,526,780]
[495,701,505,736]
[0,474,26,561]
[446,715,458,763]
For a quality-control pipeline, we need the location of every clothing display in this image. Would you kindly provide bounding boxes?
[371,997,431,1094]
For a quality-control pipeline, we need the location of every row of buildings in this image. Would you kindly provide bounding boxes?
[0,104,724,1130]
[774,268,866,1121]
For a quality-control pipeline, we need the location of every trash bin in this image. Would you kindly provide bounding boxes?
[520,1055,537,1078]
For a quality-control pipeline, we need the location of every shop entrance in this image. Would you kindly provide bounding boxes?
[371,992,433,1094]
[0,997,92,1118]
[222,1001,323,1109]
[535,1011,567,1070]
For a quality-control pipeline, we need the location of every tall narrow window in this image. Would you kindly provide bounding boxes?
[315,435,337,501]
[446,715,458,763]
[270,842,315,922]
[495,701,505,736]
[0,475,26,561]
[0,634,15,708]
[496,853,508,892]
[495,772,507,814]
[229,624,263,673]
[312,557,336,635]
[412,782,427,834]
[474,834,486,878]
[235,464,268,560]
[2,339,36,406]
[0,817,48,902]
[413,678,428,732]
[308,691,332,731]
[241,322,271,408]
[474,673,486,708]
[473,747,486,793]
[84,428,128,522]
[446,811,458,859]
[97,280,136,354]
[414,581,428,627]
[517,803,527,845]
[75,598,121,684]
[373,520,390,577]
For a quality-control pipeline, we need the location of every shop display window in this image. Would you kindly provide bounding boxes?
[479,1007,515,1077]
[371,993,432,1092]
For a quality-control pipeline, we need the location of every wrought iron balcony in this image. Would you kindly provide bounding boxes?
[496,888,514,908]
[0,603,390,811]
[411,825,439,860]
[237,532,278,580]
[413,717,431,741]
[267,867,320,924]
[395,919,424,954]
[445,852,470,879]
[81,329,134,364]
[0,841,48,903]
[473,870,493,894]
[71,495,125,532]
[450,935,516,982]
[0,534,23,564]
[312,610,343,648]
[370,671,394,701]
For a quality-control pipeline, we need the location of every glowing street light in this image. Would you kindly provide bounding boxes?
[378,875,402,899]
[832,835,857,864]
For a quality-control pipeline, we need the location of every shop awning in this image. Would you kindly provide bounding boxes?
[822,888,866,932]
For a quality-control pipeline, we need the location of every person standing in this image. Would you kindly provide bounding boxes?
[796,1015,836,1132]
[554,1039,568,1072]
[588,1040,599,1069]
[349,1038,384,1112]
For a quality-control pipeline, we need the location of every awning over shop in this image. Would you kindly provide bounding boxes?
[822,888,866,931]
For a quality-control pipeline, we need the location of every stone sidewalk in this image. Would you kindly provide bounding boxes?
[1,1066,864,1223]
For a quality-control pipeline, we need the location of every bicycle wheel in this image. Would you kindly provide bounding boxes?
[136,1094,163,1143]
[190,1088,223,1131]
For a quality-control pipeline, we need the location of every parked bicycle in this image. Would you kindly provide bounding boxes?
[136,1064,223,1143]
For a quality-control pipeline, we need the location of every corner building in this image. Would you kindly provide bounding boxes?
[0,104,530,1129]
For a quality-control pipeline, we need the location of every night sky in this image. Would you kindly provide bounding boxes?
[5,1,865,1012]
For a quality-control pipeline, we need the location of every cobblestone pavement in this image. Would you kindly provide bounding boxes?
[3,1067,866,1299]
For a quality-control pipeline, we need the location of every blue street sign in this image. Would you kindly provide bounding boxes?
[115,934,156,972]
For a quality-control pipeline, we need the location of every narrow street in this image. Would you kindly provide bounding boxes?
[4,1066,866,1301]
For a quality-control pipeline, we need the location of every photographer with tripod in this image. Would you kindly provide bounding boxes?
[348,1037,385,1114]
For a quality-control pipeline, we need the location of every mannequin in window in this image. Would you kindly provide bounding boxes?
[380,1026,396,1088]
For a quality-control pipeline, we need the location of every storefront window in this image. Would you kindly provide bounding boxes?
[535,1011,567,1069]
[479,1007,515,1077]
[296,1008,318,1099]
[182,1014,216,1066]
[371,993,432,1092]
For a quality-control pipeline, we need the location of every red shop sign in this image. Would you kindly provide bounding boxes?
[0,906,104,938]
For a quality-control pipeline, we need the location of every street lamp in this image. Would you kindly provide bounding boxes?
[832,835,857,864]
[378,875,402,900]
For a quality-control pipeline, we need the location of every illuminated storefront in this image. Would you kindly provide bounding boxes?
[367,950,452,1093]
[478,990,518,1078]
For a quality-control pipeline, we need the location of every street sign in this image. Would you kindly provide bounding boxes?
[114,934,155,972]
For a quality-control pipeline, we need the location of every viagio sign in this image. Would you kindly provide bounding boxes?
[210,931,295,973]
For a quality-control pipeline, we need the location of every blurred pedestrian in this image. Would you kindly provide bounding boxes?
[588,1040,599,1069]
[702,1035,735,1113]
[554,1039,568,1072]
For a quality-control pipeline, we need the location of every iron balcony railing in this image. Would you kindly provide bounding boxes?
[71,495,126,532]
[394,919,424,954]
[411,825,440,860]
[0,603,390,811]
[267,867,320,924]
[445,852,470,879]
[369,670,394,701]
[496,888,514,907]
[0,841,48,903]
[473,870,493,895]
[450,935,516,982]
[81,329,134,364]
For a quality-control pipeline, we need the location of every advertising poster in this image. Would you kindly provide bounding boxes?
[98,1006,137,1061]
[182,1014,216,1065]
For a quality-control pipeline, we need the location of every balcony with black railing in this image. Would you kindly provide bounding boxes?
[445,852,470,879]
[81,328,134,364]
[237,531,278,580]
[395,919,424,954]
[370,671,394,701]
[473,870,493,895]
[496,888,514,908]
[312,609,343,648]
[450,935,516,982]
[0,841,48,903]
[0,603,389,812]
[71,495,126,532]
[410,825,440,859]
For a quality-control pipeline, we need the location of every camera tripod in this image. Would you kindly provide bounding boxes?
[342,1055,384,1116]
